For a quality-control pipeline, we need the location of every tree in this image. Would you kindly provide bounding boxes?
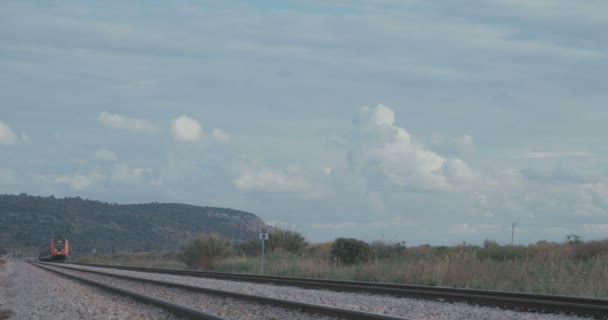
[331,237,369,264]
[567,234,582,245]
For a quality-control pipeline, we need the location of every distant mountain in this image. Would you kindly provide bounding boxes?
[0,194,266,253]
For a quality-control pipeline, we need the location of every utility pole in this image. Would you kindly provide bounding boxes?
[511,222,518,246]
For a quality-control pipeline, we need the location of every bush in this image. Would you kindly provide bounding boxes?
[331,237,369,264]
[567,234,582,245]
[478,245,526,261]
[267,228,307,254]
[234,239,261,257]
[483,239,500,249]
[368,241,407,260]
[178,233,232,270]
[572,240,608,260]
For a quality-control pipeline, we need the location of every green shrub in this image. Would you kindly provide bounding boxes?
[178,233,232,270]
[368,241,407,260]
[567,234,582,245]
[234,239,261,256]
[267,228,307,254]
[478,245,526,261]
[483,239,500,249]
[331,237,369,264]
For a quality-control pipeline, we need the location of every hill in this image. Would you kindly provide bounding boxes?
[0,194,265,254]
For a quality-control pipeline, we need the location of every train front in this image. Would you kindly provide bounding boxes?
[39,238,69,261]
[51,238,69,261]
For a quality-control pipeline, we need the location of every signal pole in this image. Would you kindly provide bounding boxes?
[511,222,518,245]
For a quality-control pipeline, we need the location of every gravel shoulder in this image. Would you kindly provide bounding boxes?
[60,263,595,320]
[43,264,336,320]
[0,261,178,320]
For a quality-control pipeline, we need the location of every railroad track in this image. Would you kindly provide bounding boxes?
[34,263,411,320]
[71,262,608,319]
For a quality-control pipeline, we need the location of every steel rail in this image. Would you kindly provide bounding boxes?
[71,262,608,319]
[41,263,412,320]
[33,263,224,320]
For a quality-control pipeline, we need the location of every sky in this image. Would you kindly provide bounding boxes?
[1,0,608,245]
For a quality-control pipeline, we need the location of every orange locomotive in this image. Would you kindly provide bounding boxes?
[38,238,69,262]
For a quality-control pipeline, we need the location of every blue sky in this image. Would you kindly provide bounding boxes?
[1,0,607,245]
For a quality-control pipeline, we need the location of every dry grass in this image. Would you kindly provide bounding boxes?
[78,240,608,298]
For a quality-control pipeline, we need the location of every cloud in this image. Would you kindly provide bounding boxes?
[580,182,608,211]
[521,167,598,184]
[0,121,19,145]
[98,112,158,133]
[110,163,152,183]
[53,172,106,190]
[311,222,358,230]
[171,115,203,142]
[447,223,479,236]
[234,165,310,193]
[518,151,593,159]
[455,134,475,155]
[265,220,298,230]
[346,104,477,192]
[95,148,118,161]
[171,116,231,143]
[211,128,231,143]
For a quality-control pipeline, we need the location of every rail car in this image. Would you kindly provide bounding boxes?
[38,238,69,262]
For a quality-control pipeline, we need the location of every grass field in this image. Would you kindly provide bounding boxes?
[76,239,608,298]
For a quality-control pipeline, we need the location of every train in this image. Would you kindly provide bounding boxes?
[38,238,70,262]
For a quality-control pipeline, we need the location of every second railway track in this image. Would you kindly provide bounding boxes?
[70,262,608,319]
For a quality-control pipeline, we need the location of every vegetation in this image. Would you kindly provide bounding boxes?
[331,237,369,264]
[178,234,232,270]
[0,193,264,253]
[267,228,307,254]
[80,236,608,298]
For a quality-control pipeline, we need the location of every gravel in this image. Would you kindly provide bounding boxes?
[42,264,336,320]
[57,263,596,320]
[0,260,179,320]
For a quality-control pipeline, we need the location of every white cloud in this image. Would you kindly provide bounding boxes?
[211,128,231,143]
[583,224,608,234]
[110,163,151,183]
[347,104,477,192]
[580,182,608,211]
[234,165,310,193]
[171,116,231,144]
[98,112,158,133]
[311,222,358,230]
[265,220,298,230]
[0,121,19,145]
[53,172,106,190]
[455,134,475,155]
[518,151,593,159]
[447,223,479,236]
[95,148,118,161]
[171,115,203,142]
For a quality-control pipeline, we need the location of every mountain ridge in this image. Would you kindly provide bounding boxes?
[0,193,266,253]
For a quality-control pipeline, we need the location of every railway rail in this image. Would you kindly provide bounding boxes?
[34,263,411,320]
[71,262,608,319]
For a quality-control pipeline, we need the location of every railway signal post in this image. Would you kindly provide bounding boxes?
[259,227,268,274]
